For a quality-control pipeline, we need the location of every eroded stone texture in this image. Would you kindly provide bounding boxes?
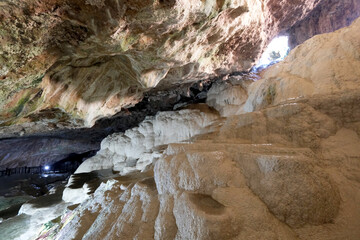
[1,0,324,125]
[43,19,360,240]
[288,0,360,48]
[54,91,359,239]
[74,105,219,174]
[243,17,360,114]
[2,5,360,240]
[0,81,213,169]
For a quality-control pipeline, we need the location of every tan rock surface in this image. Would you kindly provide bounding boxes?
[1,0,324,125]
[35,19,360,240]
[51,92,360,239]
[243,17,360,113]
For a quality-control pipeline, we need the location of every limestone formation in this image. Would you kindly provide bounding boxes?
[244,17,360,114]
[1,2,360,240]
[31,19,359,240]
[288,0,360,48]
[75,106,219,174]
[1,0,324,125]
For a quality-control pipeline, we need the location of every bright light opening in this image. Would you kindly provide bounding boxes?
[254,36,289,71]
[44,165,50,171]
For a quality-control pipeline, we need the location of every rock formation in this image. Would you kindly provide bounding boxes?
[1,0,323,125]
[16,17,357,240]
[288,0,360,48]
[75,106,219,174]
[0,1,360,240]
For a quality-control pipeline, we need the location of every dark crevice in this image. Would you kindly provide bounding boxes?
[0,70,250,171]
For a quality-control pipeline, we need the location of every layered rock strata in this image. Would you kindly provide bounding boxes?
[51,93,360,239]
[1,0,324,125]
[0,80,213,169]
[29,18,360,240]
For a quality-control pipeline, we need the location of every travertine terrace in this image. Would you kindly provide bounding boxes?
[0,1,359,240]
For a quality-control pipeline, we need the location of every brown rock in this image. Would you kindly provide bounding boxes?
[288,0,360,48]
[1,0,326,125]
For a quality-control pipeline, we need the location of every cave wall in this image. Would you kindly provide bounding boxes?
[288,0,360,48]
[2,0,360,126]
[42,18,360,240]
[1,0,324,126]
